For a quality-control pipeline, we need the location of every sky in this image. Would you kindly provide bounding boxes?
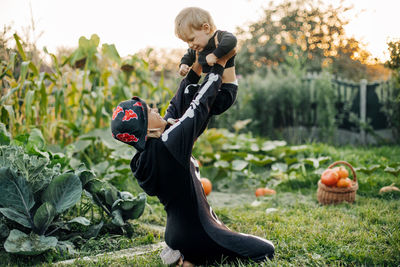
[1,0,400,62]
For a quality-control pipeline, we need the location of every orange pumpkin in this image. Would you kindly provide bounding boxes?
[255,188,265,197]
[333,166,349,179]
[263,188,276,195]
[321,169,339,186]
[337,177,352,188]
[255,187,276,197]
[200,178,212,196]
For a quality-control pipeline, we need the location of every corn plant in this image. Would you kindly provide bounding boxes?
[0,34,173,146]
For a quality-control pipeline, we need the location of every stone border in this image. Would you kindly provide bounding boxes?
[55,241,167,266]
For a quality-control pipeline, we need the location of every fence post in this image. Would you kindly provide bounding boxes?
[360,79,367,144]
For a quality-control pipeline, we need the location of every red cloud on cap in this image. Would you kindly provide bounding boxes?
[122,109,138,121]
[116,133,138,143]
[112,106,123,120]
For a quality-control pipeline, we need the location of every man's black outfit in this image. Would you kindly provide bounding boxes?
[131,65,274,265]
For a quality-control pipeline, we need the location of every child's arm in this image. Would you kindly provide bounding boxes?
[206,31,237,66]
[179,48,196,76]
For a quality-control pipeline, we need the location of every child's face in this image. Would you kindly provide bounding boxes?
[184,24,213,52]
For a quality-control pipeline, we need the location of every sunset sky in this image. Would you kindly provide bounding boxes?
[1,0,399,62]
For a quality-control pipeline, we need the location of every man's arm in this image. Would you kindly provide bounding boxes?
[161,50,236,167]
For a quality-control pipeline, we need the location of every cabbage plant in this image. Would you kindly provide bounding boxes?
[0,142,87,255]
[0,167,85,255]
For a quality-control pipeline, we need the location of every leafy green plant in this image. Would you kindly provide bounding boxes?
[74,163,146,234]
[0,165,84,255]
[0,126,87,255]
[384,40,400,142]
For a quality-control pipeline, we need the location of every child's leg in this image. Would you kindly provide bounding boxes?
[210,82,238,115]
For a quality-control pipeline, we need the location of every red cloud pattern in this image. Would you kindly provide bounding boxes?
[122,109,138,121]
[112,106,123,120]
[116,133,138,143]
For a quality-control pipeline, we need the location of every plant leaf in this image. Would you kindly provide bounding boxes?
[85,179,103,193]
[231,160,248,171]
[33,202,56,235]
[214,160,230,169]
[83,221,104,239]
[26,128,46,153]
[13,34,27,61]
[261,140,287,152]
[354,164,381,174]
[384,166,400,176]
[0,208,32,228]
[121,193,146,220]
[0,167,35,215]
[42,173,82,213]
[0,220,10,239]
[304,156,330,169]
[101,43,121,64]
[24,90,35,122]
[4,229,57,255]
[68,217,90,226]
[75,164,96,187]
[0,123,11,145]
[271,162,288,173]
[111,210,125,226]
[56,240,77,256]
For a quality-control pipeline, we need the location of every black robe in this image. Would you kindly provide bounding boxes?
[131,66,274,264]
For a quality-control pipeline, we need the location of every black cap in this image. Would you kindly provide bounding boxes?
[111,97,148,151]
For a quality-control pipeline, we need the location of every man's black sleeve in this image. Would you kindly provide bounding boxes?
[161,65,225,167]
[163,70,201,121]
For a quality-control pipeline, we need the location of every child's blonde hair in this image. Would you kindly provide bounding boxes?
[175,7,216,41]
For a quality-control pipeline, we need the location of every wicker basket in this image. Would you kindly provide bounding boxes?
[317,161,358,205]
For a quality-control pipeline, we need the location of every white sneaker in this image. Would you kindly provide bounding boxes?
[160,245,181,265]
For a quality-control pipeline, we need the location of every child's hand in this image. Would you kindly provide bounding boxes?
[179,64,190,76]
[206,53,218,66]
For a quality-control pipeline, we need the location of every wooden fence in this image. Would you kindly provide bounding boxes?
[304,73,397,144]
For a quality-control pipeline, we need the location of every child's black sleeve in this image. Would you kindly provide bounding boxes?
[180,48,197,67]
[213,31,237,59]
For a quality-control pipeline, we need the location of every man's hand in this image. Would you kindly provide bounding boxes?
[206,53,218,66]
[179,64,190,76]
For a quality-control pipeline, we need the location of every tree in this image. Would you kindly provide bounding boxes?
[235,0,372,80]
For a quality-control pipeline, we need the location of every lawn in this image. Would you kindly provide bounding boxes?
[1,143,399,266]
[51,192,400,266]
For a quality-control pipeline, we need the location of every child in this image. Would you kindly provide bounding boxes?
[175,7,238,115]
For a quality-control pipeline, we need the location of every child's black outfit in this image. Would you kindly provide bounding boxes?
[180,30,238,116]
[130,65,275,265]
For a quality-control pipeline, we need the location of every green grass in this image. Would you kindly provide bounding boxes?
[1,144,399,266]
[43,192,400,266]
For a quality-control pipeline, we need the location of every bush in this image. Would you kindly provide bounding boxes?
[210,66,337,143]
[384,40,400,142]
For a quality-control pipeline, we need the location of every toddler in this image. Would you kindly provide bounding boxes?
[175,7,238,115]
